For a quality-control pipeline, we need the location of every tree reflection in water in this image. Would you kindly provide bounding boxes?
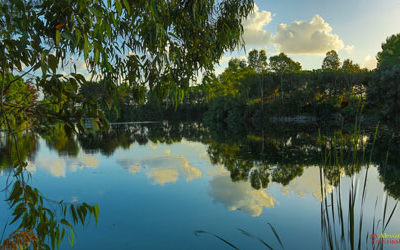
[1,121,399,249]
[0,128,98,249]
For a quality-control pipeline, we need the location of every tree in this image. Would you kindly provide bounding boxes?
[1,0,255,131]
[367,33,400,122]
[0,0,255,247]
[377,33,400,70]
[247,49,268,115]
[322,50,341,71]
[341,59,361,73]
[228,58,248,73]
[269,53,301,104]
[247,49,268,72]
[269,53,302,73]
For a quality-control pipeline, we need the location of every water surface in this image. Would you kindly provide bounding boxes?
[1,122,399,249]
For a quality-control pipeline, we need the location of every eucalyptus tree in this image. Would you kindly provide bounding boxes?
[269,53,302,73]
[368,33,400,122]
[377,33,400,70]
[322,50,341,71]
[0,0,255,248]
[269,53,302,104]
[247,49,268,114]
[1,0,255,132]
[321,50,341,99]
[341,59,361,73]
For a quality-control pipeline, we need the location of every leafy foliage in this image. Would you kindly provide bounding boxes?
[1,0,256,248]
[377,34,400,70]
[269,53,301,73]
[322,50,341,71]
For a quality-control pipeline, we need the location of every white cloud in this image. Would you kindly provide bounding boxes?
[242,4,273,46]
[344,45,355,53]
[36,158,66,177]
[146,168,180,185]
[118,156,202,185]
[208,167,275,217]
[364,55,377,70]
[274,15,345,54]
[33,154,99,177]
[128,165,141,174]
[80,155,99,167]
[279,167,335,202]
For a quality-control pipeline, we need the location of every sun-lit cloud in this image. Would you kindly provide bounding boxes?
[242,4,273,46]
[26,161,36,173]
[364,55,377,70]
[36,158,66,177]
[128,165,141,174]
[274,15,345,54]
[344,45,355,53]
[146,168,179,185]
[118,156,202,185]
[208,167,275,217]
[279,167,335,202]
[33,154,99,177]
[149,142,158,150]
[81,155,99,167]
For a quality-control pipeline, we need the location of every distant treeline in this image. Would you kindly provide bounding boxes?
[76,33,400,127]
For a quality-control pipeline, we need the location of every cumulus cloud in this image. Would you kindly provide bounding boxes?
[146,168,180,185]
[344,45,355,53]
[208,167,275,217]
[36,158,66,177]
[128,165,141,174]
[242,4,273,46]
[279,167,335,202]
[274,15,345,54]
[118,156,202,185]
[33,154,99,177]
[364,55,377,70]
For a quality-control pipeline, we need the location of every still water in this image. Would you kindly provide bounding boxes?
[1,122,399,249]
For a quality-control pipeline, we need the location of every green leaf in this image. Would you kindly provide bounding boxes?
[94,48,100,65]
[70,205,78,224]
[55,30,60,45]
[123,0,130,15]
[84,35,89,59]
[60,219,74,231]
[77,206,85,225]
[93,204,99,224]
[115,0,122,16]
[7,181,22,202]
[48,54,58,73]
[41,51,48,76]
[68,230,75,247]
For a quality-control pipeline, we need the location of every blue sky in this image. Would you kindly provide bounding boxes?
[216,0,400,73]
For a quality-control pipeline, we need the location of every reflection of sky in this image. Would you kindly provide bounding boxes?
[2,138,398,249]
[279,167,335,202]
[29,149,99,177]
[119,156,202,185]
[208,166,275,216]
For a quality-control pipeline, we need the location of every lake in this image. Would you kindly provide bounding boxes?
[1,122,400,249]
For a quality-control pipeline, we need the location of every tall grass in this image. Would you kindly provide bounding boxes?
[319,118,398,250]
